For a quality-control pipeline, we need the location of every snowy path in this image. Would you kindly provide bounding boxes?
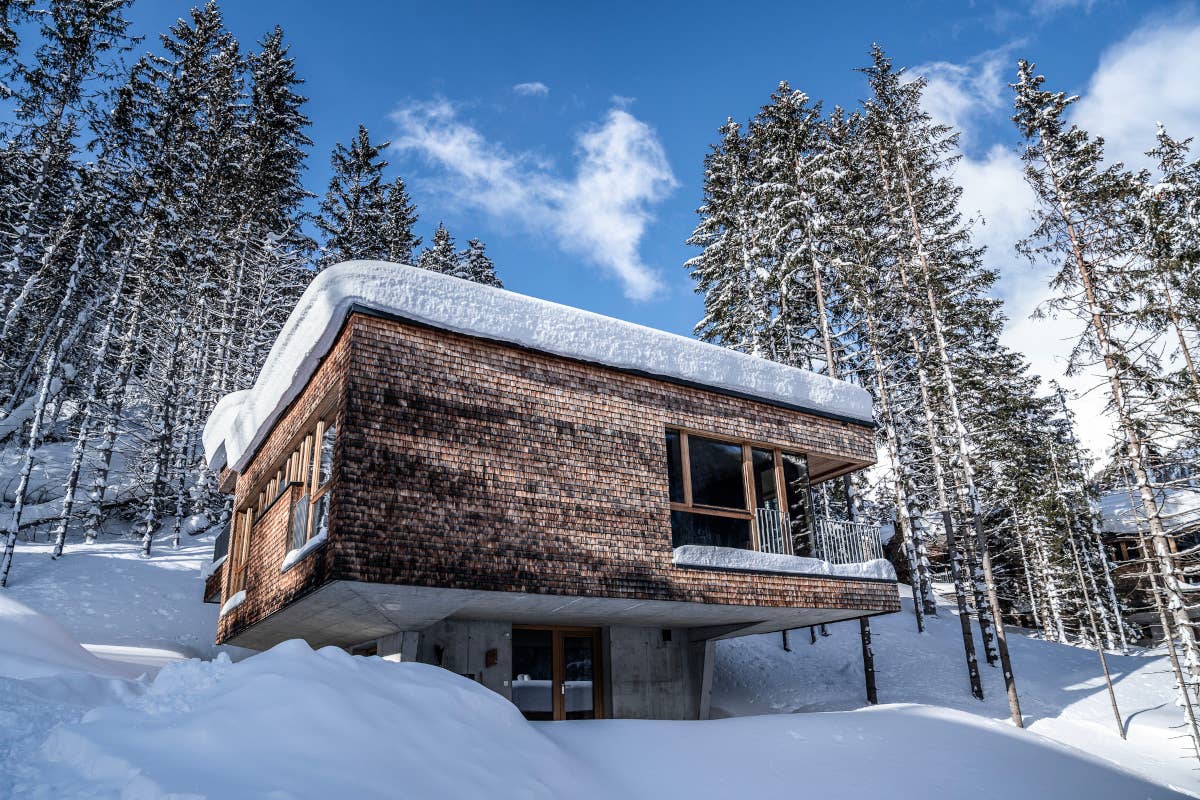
[6,531,230,669]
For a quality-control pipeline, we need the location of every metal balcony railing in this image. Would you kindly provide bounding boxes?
[812,517,885,565]
[753,509,883,565]
[755,507,793,556]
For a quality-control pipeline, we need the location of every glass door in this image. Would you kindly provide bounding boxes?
[561,633,597,720]
[511,628,554,720]
[512,627,602,721]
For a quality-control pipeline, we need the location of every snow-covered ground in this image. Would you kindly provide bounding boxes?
[715,593,1196,794]
[5,531,231,664]
[1,533,1195,798]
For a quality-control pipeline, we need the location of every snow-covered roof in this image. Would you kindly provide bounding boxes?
[1098,487,1200,535]
[203,261,874,474]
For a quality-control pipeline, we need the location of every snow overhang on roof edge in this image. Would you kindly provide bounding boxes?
[202,260,875,475]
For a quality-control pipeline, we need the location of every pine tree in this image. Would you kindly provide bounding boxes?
[457,238,502,287]
[1013,59,1200,702]
[317,124,389,267]
[0,0,31,99]
[417,222,459,275]
[0,0,135,394]
[687,119,776,358]
[381,175,420,265]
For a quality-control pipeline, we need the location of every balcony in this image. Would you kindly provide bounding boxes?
[811,516,885,564]
[754,508,884,565]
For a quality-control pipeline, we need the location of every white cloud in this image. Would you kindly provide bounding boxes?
[925,16,1200,461]
[512,82,550,97]
[390,99,676,299]
[1070,15,1200,169]
[914,52,1008,144]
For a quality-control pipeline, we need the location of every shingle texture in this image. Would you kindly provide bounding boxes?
[217,311,897,644]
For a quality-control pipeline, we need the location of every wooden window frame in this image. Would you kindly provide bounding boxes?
[227,508,254,596]
[224,404,338,599]
[667,428,805,555]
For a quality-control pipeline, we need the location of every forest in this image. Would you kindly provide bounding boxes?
[686,45,1200,743]
[0,0,1197,760]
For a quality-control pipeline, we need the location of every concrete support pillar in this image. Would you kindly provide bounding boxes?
[378,630,422,662]
[697,639,715,720]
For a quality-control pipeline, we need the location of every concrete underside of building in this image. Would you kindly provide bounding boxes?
[224,578,887,720]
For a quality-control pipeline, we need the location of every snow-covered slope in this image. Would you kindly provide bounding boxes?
[0,598,1189,800]
[714,591,1196,794]
[203,261,874,473]
[6,531,231,665]
[3,537,1194,798]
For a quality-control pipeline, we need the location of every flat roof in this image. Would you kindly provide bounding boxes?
[203,261,874,473]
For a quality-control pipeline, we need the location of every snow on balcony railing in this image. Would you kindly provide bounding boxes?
[813,517,885,565]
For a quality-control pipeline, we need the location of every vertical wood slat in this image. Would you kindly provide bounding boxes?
[679,431,692,507]
[743,443,759,552]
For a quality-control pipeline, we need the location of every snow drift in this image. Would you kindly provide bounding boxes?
[0,595,140,681]
[674,544,896,579]
[12,634,1188,800]
[1,584,1192,799]
[202,261,874,473]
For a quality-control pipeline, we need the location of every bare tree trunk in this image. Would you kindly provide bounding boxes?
[1013,521,1044,633]
[895,158,1019,724]
[860,617,878,704]
[1041,142,1200,683]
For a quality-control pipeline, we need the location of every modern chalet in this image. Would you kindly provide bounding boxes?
[201,261,898,721]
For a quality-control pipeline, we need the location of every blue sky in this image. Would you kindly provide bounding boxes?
[127,0,1199,453]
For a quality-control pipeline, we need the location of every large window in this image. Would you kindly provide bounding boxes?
[666,429,814,556]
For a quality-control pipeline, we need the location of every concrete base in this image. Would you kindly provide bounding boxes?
[367,619,715,720]
[221,579,895,720]
[225,578,886,651]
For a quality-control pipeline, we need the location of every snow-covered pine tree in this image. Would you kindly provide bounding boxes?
[819,106,939,626]
[381,176,420,265]
[0,0,135,398]
[457,238,502,287]
[417,222,460,275]
[1137,127,1200,429]
[317,124,390,267]
[687,119,777,358]
[1013,60,1200,692]
[0,0,31,99]
[863,46,1024,720]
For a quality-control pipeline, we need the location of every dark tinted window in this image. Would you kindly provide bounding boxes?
[688,436,746,510]
[671,510,752,550]
[782,452,814,555]
[751,448,778,510]
[665,430,685,503]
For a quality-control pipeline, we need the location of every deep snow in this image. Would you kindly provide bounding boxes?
[202,261,874,473]
[1,598,1191,800]
[714,593,1197,793]
[2,533,1196,798]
